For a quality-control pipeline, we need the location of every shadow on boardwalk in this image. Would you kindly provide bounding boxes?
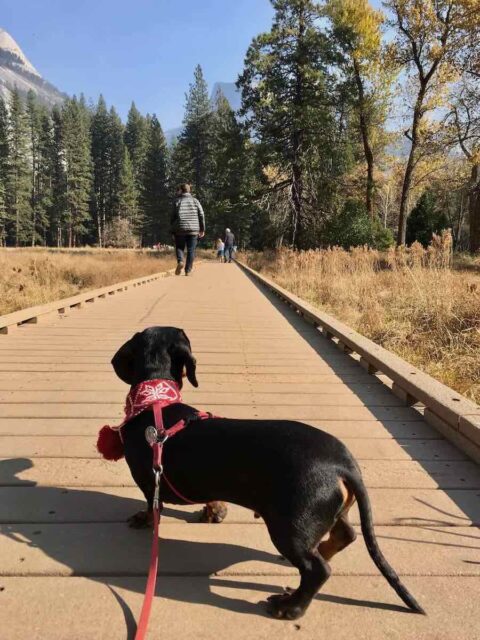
[242,269,480,526]
[1,458,413,639]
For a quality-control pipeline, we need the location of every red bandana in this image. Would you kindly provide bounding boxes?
[97,379,182,461]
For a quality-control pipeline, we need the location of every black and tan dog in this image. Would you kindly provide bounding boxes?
[113,326,425,620]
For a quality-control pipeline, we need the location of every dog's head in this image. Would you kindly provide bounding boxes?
[111,326,198,388]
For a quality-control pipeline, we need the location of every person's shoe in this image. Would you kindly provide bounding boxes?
[175,262,184,275]
[185,271,191,277]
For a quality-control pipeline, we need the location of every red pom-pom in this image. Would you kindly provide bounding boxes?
[97,426,124,461]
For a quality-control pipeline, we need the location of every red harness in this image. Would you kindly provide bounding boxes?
[97,378,183,462]
[96,378,214,639]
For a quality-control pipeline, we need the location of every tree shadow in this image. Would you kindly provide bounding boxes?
[239,268,480,526]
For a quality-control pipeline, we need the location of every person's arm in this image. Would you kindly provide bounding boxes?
[196,200,205,236]
[171,200,179,232]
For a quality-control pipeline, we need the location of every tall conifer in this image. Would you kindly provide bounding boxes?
[62,96,92,246]
[141,114,169,244]
[7,88,31,245]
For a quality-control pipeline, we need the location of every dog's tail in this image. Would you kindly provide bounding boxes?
[344,471,425,615]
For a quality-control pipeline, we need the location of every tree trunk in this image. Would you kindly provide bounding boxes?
[97,209,102,248]
[469,164,480,253]
[291,145,303,248]
[291,8,305,249]
[397,152,416,245]
[397,87,425,245]
[353,60,374,217]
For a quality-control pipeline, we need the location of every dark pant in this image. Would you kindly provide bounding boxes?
[175,234,198,273]
[224,245,234,262]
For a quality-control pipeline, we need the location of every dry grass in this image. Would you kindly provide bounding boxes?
[245,232,480,403]
[0,248,177,316]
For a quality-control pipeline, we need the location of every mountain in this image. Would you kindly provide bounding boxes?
[210,82,241,111]
[0,28,66,107]
[165,82,241,145]
[164,126,183,145]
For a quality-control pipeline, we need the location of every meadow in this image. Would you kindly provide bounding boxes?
[0,248,176,316]
[245,232,480,403]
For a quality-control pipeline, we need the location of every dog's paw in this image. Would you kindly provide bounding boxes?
[127,510,153,529]
[266,591,305,620]
[199,501,228,523]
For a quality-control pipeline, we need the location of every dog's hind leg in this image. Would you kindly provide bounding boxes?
[265,521,332,620]
[318,478,357,560]
[318,513,357,561]
[200,501,228,523]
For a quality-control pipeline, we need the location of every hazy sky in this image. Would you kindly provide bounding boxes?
[2,0,274,129]
[2,0,384,130]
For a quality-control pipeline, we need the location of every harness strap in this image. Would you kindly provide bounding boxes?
[162,472,196,505]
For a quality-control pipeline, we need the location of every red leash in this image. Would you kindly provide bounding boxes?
[134,403,166,640]
[134,403,214,639]
[134,471,162,640]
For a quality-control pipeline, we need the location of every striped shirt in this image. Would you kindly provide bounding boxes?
[171,194,205,235]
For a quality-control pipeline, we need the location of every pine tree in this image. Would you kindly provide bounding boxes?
[91,95,111,245]
[238,0,332,248]
[35,109,55,245]
[107,106,125,219]
[174,65,214,201]
[118,147,141,231]
[49,106,67,246]
[62,96,92,246]
[209,90,255,243]
[6,88,31,246]
[141,114,169,244]
[25,91,53,245]
[0,96,9,245]
[124,102,148,190]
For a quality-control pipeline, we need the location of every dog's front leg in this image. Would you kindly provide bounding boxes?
[126,459,157,529]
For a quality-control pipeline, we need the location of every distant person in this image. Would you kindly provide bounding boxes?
[171,183,205,276]
[224,228,235,263]
[216,238,225,261]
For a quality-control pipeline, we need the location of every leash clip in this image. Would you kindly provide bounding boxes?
[158,432,169,445]
[145,426,158,445]
[145,426,169,446]
[153,468,162,511]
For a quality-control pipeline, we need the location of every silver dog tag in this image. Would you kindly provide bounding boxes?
[145,426,158,445]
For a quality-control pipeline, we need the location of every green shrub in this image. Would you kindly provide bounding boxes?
[406,191,449,247]
[325,199,394,250]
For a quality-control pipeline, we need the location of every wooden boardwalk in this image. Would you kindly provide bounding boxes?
[0,261,479,639]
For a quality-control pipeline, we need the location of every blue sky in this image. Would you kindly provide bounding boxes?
[1,0,274,129]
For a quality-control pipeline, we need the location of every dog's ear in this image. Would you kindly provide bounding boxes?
[170,331,198,388]
[111,334,139,385]
[182,345,198,388]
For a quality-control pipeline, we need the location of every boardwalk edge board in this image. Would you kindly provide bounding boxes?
[0,264,184,334]
[236,259,480,464]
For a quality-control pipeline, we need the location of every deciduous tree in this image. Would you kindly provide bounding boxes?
[325,0,393,216]
[385,0,478,245]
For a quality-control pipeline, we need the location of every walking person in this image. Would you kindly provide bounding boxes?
[216,238,225,262]
[171,184,205,276]
[224,228,235,263]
